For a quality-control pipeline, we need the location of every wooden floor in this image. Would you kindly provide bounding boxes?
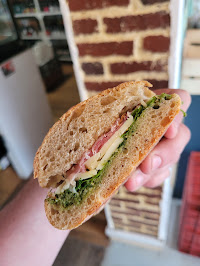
[53,235,105,266]
[69,210,109,247]
[0,166,25,210]
[47,64,80,122]
[53,210,109,266]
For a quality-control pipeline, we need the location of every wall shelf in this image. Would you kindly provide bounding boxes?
[11,0,71,62]
[14,11,61,18]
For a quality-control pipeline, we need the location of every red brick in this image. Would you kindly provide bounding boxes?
[73,19,98,35]
[148,79,168,89]
[85,80,168,92]
[85,81,124,91]
[110,61,167,74]
[143,35,170,52]
[82,62,104,75]
[77,41,133,57]
[141,0,169,4]
[68,0,129,12]
[104,12,170,33]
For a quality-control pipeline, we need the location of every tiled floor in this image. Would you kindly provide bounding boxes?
[101,241,200,266]
[102,201,200,266]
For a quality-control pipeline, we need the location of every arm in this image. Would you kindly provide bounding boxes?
[125,89,191,191]
[0,177,69,266]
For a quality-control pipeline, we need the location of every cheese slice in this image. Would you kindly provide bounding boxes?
[56,115,134,194]
[75,170,97,180]
[96,136,123,170]
[56,179,71,194]
[85,153,101,170]
[85,115,133,170]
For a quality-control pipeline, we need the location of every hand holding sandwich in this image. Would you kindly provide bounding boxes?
[34,82,186,229]
[125,89,191,191]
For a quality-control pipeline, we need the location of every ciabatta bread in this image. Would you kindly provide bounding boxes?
[34,81,181,230]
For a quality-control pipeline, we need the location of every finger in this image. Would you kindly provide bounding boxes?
[140,123,191,174]
[125,169,151,192]
[125,166,170,191]
[143,167,170,188]
[164,123,178,139]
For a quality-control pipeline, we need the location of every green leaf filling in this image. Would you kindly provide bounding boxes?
[47,93,172,208]
[180,109,187,117]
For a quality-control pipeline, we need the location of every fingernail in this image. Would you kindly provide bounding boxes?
[151,155,162,171]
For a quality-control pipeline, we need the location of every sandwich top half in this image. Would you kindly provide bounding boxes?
[34,81,181,211]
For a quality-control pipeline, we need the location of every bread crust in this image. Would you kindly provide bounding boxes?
[44,93,181,230]
[34,81,154,188]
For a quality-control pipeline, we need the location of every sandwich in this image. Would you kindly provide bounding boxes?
[34,81,181,230]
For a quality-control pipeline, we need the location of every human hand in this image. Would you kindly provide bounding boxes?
[125,89,191,191]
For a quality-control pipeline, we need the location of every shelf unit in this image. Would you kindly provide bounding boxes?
[10,0,71,62]
[20,35,66,40]
[14,11,62,18]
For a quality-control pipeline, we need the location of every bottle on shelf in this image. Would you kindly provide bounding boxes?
[39,0,60,13]
[44,15,65,39]
[12,0,35,14]
[16,17,41,38]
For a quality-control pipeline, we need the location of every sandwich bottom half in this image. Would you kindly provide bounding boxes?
[45,94,180,230]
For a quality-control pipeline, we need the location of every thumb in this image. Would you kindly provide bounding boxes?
[139,123,191,174]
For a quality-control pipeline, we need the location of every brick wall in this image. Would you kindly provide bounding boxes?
[67,0,170,96]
